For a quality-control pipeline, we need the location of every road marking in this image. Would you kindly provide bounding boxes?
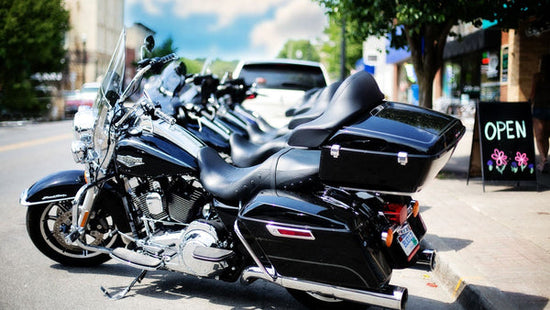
[0,133,72,152]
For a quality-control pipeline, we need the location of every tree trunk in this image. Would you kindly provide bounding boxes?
[417,71,435,109]
[405,20,455,110]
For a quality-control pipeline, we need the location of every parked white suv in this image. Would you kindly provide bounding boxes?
[233,59,329,126]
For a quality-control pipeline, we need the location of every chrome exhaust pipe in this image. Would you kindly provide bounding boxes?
[241,267,407,310]
[416,248,436,270]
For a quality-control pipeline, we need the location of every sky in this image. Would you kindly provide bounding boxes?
[124,0,329,61]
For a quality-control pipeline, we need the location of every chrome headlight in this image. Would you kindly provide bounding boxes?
[73,106,95,141]
[71,140,87,163]
[72,106,95,163]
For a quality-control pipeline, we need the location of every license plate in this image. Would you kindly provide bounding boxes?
[397,223,418,256]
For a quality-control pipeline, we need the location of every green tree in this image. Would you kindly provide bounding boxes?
[277,39,321,62]
[0,0,69,116]
[150,36,178,58]
[319,16,363,82]
[317,0,550,109]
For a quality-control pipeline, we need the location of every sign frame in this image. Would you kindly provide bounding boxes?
[468,101,537,191]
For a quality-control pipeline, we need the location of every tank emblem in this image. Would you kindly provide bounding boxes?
[117,155,144,167]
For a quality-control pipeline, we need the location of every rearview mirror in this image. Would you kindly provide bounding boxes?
[144,35,155,52]
[140,35,155,60]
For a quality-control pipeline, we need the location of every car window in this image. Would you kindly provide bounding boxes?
[82,87,99,94]
[238,63,327,91]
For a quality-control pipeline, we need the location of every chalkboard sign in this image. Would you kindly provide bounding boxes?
[468,101,537,188]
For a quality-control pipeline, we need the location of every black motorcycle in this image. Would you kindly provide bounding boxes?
[20,30,464,309]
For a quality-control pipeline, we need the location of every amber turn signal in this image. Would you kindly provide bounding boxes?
[382,229,394,247]
[412,200,420,217]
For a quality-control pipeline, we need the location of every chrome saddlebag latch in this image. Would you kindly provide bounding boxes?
[397,151,408,166]
[330,144,341,159]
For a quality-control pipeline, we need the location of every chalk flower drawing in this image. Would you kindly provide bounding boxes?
[515,152,529,168]
[491,149,508,166]
[511,161,518,173]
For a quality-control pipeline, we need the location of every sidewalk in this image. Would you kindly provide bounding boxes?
[415,117,550,309]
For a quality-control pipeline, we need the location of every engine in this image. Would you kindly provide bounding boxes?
[161,220,234,277]
[122,176,234,278]
[127,176,207,223]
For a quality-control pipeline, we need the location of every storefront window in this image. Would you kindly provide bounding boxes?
[480,50,500,101]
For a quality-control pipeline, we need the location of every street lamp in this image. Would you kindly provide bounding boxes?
[81,33,87,84]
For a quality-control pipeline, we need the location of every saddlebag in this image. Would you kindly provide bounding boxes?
[319,102,465,193]
[237,190,393,290]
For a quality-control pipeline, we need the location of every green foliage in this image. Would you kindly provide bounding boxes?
[0,0,69,116]
[316,0,550,108]
[150,37,178,58]
[319,16,363,81]
[181,58,205,74]
[277,39,321,62]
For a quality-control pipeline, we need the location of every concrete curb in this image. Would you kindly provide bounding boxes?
[421,236,516,310]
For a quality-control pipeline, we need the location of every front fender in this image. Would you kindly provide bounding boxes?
[20,170,85,206]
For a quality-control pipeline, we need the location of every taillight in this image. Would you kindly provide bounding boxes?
[383,203,408,225]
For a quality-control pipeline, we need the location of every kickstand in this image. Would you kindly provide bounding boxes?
[101,269,148,300]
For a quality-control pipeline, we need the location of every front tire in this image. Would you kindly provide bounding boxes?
[26,200,119,267]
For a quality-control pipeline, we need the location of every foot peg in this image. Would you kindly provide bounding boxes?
[101,269,147,300]
[110,247,162,270]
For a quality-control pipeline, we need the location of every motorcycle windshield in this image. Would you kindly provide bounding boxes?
[92,30,126,170]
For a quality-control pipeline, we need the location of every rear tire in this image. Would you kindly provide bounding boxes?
[286,288,368,310]
[26,200,120,267]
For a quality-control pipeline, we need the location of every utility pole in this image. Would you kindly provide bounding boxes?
[340,18,346,82]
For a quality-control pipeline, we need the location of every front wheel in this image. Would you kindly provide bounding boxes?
[26,200,120,267]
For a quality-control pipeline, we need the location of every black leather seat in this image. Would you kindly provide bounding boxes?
[230,72,384,166]
[287,81,341,129]
[198,147,320,202]
[230,133,289,167]
[241,81,340,144]
[288,71,384,147]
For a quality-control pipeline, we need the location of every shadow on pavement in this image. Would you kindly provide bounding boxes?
[456,283,549,310]
[51,262,465,310]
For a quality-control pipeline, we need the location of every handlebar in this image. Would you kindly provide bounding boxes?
[153,107,176,125]
[140,96,176,125]
[137,53,178,73]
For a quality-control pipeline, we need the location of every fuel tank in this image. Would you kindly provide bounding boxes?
[116,134,198,177]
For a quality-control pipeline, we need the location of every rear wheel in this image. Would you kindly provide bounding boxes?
[26,200,120,267]
[287,288,367,310]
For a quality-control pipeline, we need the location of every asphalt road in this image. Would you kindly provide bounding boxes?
[0,120,461,309]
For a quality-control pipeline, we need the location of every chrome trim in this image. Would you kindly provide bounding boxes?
[241,266,407,310]
[266,224,315,240]
[234,221,277,280]
[19,188,76,206]
[239,215,350,234]
[397,152,408,166]
[75,239,113,255]
[153,120,205,159]
[330,144,341,159]
[117,154,145,167]
[199,116,231,141]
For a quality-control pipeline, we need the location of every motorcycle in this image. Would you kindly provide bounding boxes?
[20,30,465,309]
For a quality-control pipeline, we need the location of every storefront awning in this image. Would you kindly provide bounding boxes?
[443,27,501,60]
